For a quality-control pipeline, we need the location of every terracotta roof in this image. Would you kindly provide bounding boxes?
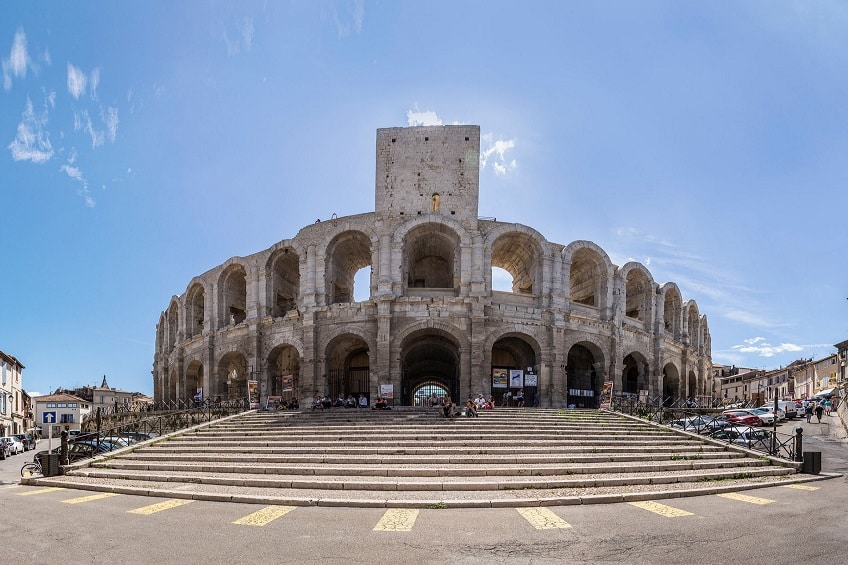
[33,394,88,403]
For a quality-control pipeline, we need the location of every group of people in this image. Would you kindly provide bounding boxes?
[431,393,495,418]
[803,398,834,423]
[501,389,533,407]
[311,394,393,410]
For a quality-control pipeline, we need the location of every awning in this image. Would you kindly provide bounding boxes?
[815,388,835,397]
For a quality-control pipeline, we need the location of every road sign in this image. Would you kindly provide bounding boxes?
[42,411,56,424]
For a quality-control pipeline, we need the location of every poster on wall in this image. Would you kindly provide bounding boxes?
[248,380,260,409]
[524,372,538,387]
[281,374,294,392]
[509,369,524,389]
[600,380,614,409]
[380,384,394,399]
[492,368,508,388]
[266,396,283,410]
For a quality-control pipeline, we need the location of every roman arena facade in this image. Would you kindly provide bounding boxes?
[153,125,712,407]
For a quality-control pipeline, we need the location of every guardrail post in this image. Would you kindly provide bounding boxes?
[794,425,803,462]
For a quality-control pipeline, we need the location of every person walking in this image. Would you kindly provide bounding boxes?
[824,398,832,416]
[815,402,824,423]
[805,402,813,423]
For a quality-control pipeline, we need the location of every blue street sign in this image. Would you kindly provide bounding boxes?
[42,411,56,424]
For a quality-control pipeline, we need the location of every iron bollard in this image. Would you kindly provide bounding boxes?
[794,425,803,462]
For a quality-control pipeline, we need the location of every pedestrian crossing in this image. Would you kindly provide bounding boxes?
[9,483,822,529]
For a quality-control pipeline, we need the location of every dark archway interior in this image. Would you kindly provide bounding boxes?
[492,336,537,405]
[401,333,459,404]
[567,344,598,408]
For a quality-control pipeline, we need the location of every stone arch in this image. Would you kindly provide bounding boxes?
[565,341,606,408]
[563,241,613,314]
[324,332,371,402]
[619,262,654,326]
[324,230,372,304]
[686,300,700,348]
[167,367,177,403]
[157,313,166,352]
[216,351,249,400]
[166,298,179,349]
[266,343,302,398]
[663,362,681,402]
[484,224,547,295]
[399,327,462,405]
[392,215,472,293]
[218,262,248,327]
[660,283,683,340]
[266,246,301,316]
[687,369,697,400]
[700,315,711,356]
[402,222,461,290]
[184,359,204,400]
[393,319,472,353]
[185,281,206,339]
[621,350,650,396]
[490,332,542,406]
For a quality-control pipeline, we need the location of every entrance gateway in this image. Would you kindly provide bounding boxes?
[154,125,712,408]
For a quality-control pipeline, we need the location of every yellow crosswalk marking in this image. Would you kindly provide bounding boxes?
[517,508,572,529]
[62,493,120,505]
[17,487,65,496]
[233,506,296,526]
[628,501,693,517]
[717,492,774,505]
[373,509,419,531]
[127,499,195,515]
[782,484,820,491]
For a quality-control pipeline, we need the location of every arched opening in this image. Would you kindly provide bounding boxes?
[325,335,370,402]
[187,284,205,338]
[687,370,698,400]
[663,363,680,404]
[566,344,601,408]
[491,232,540,295]
[268,248,300,317]
[570,248,602,307]
[663,287,682,339]
[625,269,651,322]
[491,335,538,406]
[167,303,179,348]
[412,382,450,407]
[687,303,700,348]
[400,330,460,406]
[217,352,248,401]
[167,368,177,403]
[219,265,247,326]
[267,344,300,401]
[621,352,648,396]
[403,223,460,291]
[184,360,204,401]
[353,266,371,302]
[326,231,372,304]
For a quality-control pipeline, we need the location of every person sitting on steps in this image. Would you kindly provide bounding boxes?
[441,395,454,418]
[465,398,478,417]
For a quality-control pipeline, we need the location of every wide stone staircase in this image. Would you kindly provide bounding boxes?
[28,408,809,508]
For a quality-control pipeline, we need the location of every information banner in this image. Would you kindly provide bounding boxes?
[248,380,260,409]
[600,380,614,409]
[492,368,508,388]
[524,373,538,387]
[509,369,524,389]
[380,384,394,399]
[266,395,283,410]
[281,374,294,392]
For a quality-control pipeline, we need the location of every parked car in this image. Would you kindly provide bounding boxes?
[0,438,9,459]
[671,415,729,435]
[749,408,778,426]
[721,410,763,427]
[0,436,24,455]
[755,405,786,422]
[12,434,33,451]
[119,431,159,443]
[34,440,121,464]
[708,426,773,450]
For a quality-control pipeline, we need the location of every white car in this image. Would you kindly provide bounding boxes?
[749,408,777,425]
[1,436,24,455]
[756,405,786,421]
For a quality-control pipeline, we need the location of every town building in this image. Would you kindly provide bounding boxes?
[55,375,136,417]
[32,393,91,436]
[0,350,28,436]
[153,125,713,408]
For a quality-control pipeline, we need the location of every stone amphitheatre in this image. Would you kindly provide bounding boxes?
[153,124,713,409]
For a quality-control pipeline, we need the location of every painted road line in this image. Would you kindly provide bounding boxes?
[782,484,820,491]
[373,509,420,532]
[62,492,120,505]
[517,508,572,529]
[127,499,195,515]
[628,501,694,518]
[716,492,774,505]
[233,506,296,526]
[16,487,65,496]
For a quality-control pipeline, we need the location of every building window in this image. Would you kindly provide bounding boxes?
[68,403,77,408]
[58,403,67,408]
[46,403,56,408]
[60,414,74,424]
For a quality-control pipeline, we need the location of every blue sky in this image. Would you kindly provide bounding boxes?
[2,1,847,397]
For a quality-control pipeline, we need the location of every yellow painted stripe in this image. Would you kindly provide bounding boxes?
[233,506,296,526]
[628,501,693,517]
[127,499,195,515]
[17,487,65,496]
[517,508,572,529]
[782,484,820,491]
[717,492,774,505]
[62,492,120,505]
[373,509,419,531]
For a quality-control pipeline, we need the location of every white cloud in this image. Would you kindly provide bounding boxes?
[90,67,100,99]
[67,63,88,98]
[8,97,53,163]
[731,339,804,358]
[102,107,119,142]
[406,109,443,127]
[480,134,518,175]
[224,16,255,56]
[74,110,105,148]
[3,28,31,91]
[60,163,95,207]
[240,17,254,51]
[330,0,365,39]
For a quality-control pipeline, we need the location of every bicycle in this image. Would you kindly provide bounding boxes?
[21,459,42,478]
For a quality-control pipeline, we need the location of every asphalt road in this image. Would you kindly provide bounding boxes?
[1,419,846,564]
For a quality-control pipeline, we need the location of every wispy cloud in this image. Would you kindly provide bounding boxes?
[8,97,53,163]
[74,110,105,148]
[102,107,119,142]
[224,16,255,56]
[730,337,830,358]
[60,162,95,207]
[67,63,88,98]
[329,0,365,39]
[406,109,443,126]
[3,28,32,91]
[89,67,100,99]
[480,133,518,176]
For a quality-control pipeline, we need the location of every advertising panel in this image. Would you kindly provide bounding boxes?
[492,368,508,388]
